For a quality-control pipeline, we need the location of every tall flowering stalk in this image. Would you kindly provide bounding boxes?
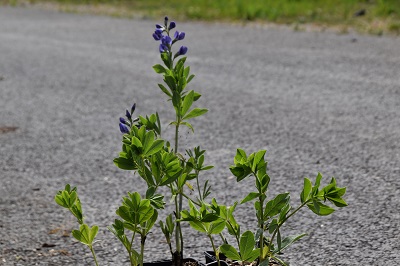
[151,17,209,265]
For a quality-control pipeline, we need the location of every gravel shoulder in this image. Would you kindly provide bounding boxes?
[1,6,400,266]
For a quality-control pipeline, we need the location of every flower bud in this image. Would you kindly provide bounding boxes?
[168,21,176,30]
[174,31,180,40]
[119,123,130,134]
[159,43,168,53]
[126,110,131,120]
[119,117,128,125]
[155,28,163,35]
[174,46,188,58]
[178,32,185,40]
[161,35,172,46]
[178,46,188,55]
[155,24,163,29]
[153,32,161,41]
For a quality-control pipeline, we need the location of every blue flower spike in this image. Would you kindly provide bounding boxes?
[119,122,130,134]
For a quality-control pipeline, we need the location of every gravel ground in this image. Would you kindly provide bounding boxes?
[1,6,400,266]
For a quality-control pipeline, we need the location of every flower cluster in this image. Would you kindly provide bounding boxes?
[119,103,136,134]
[152,16,188,57]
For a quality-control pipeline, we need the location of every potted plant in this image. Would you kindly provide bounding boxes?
[54,17,347,266]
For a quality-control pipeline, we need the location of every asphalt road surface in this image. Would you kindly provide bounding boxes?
[1,6,399,266]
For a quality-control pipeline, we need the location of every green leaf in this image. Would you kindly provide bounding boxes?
[158,84,172,97]
[183,66,190,78]
[201,213,220,223]
[181,90,194,117]
[246,249,260,263]
[89,225,99,244]
[307,201,335,216]
[164,75,176,91]
[220,244,241,261]
[161,52,171,69]
[234,149,247,164]
[264,193,290,219]
[143,210,158,233]
[144,139,164,156]
[183,108,208,120]
[187,74,195,84]
[113,157,137,170]
[188,220,207,233]
[276,233,307,253]
[301,178,312,203]
[201,165,214,171]
[72,224,92,246]
[181,121,194,133]
[193,91,201,101]
[327,196,348,208]
[54,193,68,208]
[241,192,260,204]
[239,231,255,261]
[315,172,322,188]
[153,64,167,74]
[268,218,279,234]
[252,150,266,172]
[138,206,154,224]
[143,131,155,154]
[131,136,143,149]
[209,219,226,235]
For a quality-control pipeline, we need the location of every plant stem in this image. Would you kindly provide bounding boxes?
[89,246,99,266]
[181,192,201,206]
[268,201,309,255]
[208,235,221,266]
[140,230,146,266]
[129,227,137,266]
[226,220,240,247]
[195,169,202,201]
[257,192,266,265]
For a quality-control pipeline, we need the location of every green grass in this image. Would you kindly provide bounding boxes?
[4,0,400,35]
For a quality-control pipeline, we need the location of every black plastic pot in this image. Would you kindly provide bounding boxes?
[144,258,205,266]
[204,251,228,266]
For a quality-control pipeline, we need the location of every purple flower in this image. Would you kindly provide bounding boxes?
[153,32,161,41]
[174,31,185,40]
[178,32,185,40]
[159,43,168,53]
[175,46,188,58]
[155,28,163,35]
[156,24,163,29]
[119,123,130,134]
[178,46,188,55]
[120,117,128,125]
[161,35,172,46]
[126,110,131,120]
[168,21,176,30]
